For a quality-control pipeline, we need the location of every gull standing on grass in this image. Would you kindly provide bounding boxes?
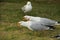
[21,1,32,13]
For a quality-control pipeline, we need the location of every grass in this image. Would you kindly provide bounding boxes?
[0,0,60,40]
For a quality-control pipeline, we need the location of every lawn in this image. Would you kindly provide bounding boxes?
[0,0,60,40]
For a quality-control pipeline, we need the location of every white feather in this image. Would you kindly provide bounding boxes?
[18,21,33,31]
[21,1,32,13]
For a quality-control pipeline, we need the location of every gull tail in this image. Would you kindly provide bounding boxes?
[46,25,55,30]
[49,26,55,30]
[55,21,60,25]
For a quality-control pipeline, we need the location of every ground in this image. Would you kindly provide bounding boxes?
[0,0,60,40]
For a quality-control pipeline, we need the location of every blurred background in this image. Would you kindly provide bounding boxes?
[0,0,60,40]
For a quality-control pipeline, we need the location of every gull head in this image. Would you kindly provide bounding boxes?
[27,1,31,5]
[23,15,31,21]
[18,21,24,26]
[17,21,23,27]
[18,21,29,27]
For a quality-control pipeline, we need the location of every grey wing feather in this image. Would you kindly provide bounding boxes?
[30,18,57,31]
[39,18,56,26]
[30,22,49,30]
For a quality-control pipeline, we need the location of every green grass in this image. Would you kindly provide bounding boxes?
[0,1,60,40]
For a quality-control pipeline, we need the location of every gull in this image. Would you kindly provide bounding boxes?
[23,15,41,21]
[23,15,60,26]
[21,1,32,13]
[18,21,55,31]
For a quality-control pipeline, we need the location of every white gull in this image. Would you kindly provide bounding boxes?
[21,1,32,13]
